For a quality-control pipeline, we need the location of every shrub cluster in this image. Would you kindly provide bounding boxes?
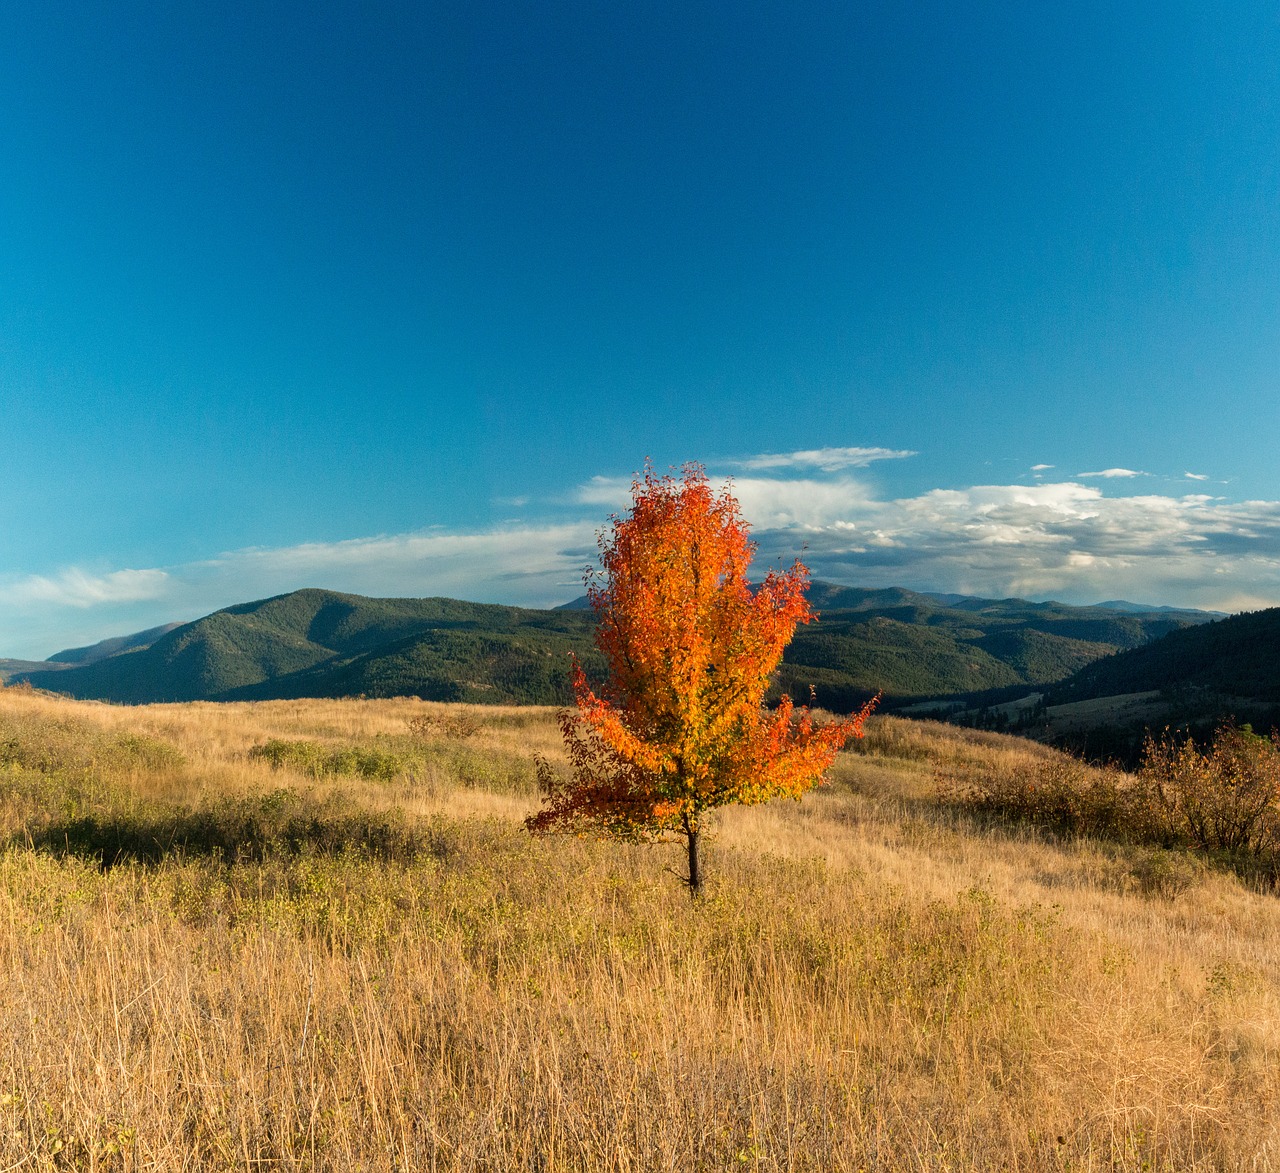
[406,712,481,740]
[1140,724,1280,855]
[0,715,184,778]
[942,753,1149,841]
[948,723,1280,878]
[249,739,407,781]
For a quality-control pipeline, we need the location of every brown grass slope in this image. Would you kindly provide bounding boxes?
[0,686,1277,1169]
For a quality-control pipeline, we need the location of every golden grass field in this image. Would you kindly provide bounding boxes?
[0,685,1278,1170]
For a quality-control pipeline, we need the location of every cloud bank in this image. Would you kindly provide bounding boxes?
[736,478,1280,614]
[5,456,1280,659]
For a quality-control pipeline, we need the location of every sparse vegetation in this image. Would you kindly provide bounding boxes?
[250,737,410,781]
[1,691,1279,1168]
[1141,723,1280,855]
[947,720,1280,885]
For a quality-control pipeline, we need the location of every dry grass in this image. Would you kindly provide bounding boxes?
[1,691,1278,1169]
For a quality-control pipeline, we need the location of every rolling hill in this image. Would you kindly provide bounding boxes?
[1045,607,1280,705]
[8,585,1218,707]
[923,607,1280,763]
[16,591,602,705]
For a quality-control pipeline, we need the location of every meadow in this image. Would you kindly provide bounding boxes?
[0,685,1277,1170]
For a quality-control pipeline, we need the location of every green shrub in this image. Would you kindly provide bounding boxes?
[110,733,186,772]
[406,712,480,740]
[249,739,410,782]
[0,716,184,778]
[945,723,1280,884]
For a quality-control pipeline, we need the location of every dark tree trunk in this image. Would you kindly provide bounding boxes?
[685,820,701,897]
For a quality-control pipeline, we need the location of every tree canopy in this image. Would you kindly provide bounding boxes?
[526,463,875,892]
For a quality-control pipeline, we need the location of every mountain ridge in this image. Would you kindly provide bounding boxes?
[6,584,1221,707]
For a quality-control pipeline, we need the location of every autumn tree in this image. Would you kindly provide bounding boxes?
[526,463,876,894]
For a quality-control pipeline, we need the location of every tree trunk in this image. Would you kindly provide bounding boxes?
[685,821,702,897]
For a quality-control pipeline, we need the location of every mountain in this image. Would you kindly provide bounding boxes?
[922,608,1280,765]
[774,588,1212,710]
[9,584,1220,708]
[1,623,183,685]
[16,590,601,705]
[0,658,73,684]
[46,622,184,665]
[1092,600,1229,617]
[1046,608,1280,706]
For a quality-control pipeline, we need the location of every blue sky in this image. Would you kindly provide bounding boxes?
[2,2,1279,658]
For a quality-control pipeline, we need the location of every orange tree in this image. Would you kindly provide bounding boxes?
[526,463,876,894]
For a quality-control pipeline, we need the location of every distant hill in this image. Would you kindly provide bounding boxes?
[922,608,1280,764]
[0,658,72,684]
[774,587,1211,710]
[1091,600,1228,617]
[17,590,601,705]
[1046,608,1280,706]
[1,622,183,684]
[9,584,1220,708]
[46,622,184,666]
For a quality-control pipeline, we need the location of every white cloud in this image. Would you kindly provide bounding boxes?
[1031,464,1054,471]
[571,471,1280,612]
[7,464,1280,661]
[0,525,598,660]
[738,479,1280,613]
[735,447,917,473]
[1076,468,1145,479]
[574,475,635,508]
[1185,472,1209,481]
[0,568,170,609]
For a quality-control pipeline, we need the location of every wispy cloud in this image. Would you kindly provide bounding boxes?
[1185,472,1209,481]
[1076,468,1146,479]
[1031,464,1054,472]
[0,568,170,609]
[0,526,597,660]
[735,447,917,473]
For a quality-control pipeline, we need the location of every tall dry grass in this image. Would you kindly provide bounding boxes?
[0,690,1278,1169]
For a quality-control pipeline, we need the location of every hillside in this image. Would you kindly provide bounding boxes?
[921,608,1280,762]
[1047,607,1280,705]
[12,584,1217,707]
[18,590,601,705]
[0,658,72,683]
[0,687,1276,1167]
[46,622,183,666]
[775,586,1211,710]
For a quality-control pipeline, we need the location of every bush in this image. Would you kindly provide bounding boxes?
[944,723,1280,884]
[406,712,480,740]
[249,739,410,782]
[944,753,1150,840]
[1140,725,1280,855]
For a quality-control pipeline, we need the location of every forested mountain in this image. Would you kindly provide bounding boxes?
[7,584,1218,707]
[16,591,601,705]
[1046,607,1280,706]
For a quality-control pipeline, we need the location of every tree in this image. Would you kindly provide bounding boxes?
[526,463,876,894]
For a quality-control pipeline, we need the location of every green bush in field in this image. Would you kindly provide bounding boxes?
[944,753,1148,841]
[249,739,408,781]
[0,715,185,778]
